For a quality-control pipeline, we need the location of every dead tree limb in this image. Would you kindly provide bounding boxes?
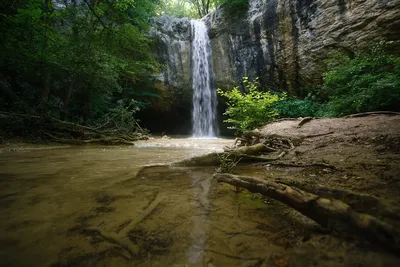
[214,173,400,252]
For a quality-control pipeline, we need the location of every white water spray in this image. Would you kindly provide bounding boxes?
[191,20,217,137]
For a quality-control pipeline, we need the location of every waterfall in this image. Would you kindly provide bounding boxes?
[191,20,217,138]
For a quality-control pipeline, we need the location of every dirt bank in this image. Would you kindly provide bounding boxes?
[213,114,400,265]
[255,115,400,203]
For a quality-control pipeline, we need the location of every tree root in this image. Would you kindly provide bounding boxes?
[345,111,400,118]
[203,248,263,261]
[297,117,313,128]
[84,193,164,258]
[302,131,334,138]
[173,151,281,167]
[225,143,277,154]
[274,178,400,221]
[214,173,400,253]
[263,162,341,171]
[84,227,137,258]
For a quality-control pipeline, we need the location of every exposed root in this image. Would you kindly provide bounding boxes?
[345,111,400,118]
[84,227,137,258]
[297,117,313,128]
[203,248,263,261]
[84,193,164,258]
[302,131,334,138]
[274,178,400,221]
[263,162,341,171]
[215,173,400,253]
[173,150,282,167]
[225,143,277,154]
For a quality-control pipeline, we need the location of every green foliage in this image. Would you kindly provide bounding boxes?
[0,0,161,126]
[222,0,249,16]
[273,96,321,118]
[272,42,400,118]
[158,0,248,18]
[319,42,400,116]
[159,0,198,18]
[217,77,282,133]
[106,99,144,132]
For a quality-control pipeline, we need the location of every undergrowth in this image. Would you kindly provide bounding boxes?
[219,42,400,133]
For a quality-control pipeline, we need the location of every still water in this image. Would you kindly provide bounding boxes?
[1,139,398,267]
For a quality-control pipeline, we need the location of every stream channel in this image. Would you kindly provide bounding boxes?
[0,138,278,267]
[2,138,393,267]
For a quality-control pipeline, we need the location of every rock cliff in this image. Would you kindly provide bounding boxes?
[145,0,400,133]
[206,0,400,94]
[141,16,193,134]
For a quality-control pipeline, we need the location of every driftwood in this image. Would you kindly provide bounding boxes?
[215,173,400,252]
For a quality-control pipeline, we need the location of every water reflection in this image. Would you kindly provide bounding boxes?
[187,171,212,264]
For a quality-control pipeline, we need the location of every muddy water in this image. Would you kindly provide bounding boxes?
[1,139,399,267]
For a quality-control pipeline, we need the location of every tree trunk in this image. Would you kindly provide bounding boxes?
[60,77,73,121]
[39,0,53,107]
[40,68,51,105]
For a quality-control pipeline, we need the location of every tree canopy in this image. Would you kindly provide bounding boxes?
[0,0,161,124]
[158,0,247,18]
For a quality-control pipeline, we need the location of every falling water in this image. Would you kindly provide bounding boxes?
[191,20,217,137]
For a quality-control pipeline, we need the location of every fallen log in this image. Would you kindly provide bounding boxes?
[215,173,400,252]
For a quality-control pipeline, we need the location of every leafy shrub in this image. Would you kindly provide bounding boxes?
[273,96,321,118]
[106,99,145,132]
[217,77,282,133]
[319,42,400,116]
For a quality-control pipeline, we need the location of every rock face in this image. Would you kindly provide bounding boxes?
[206,0,400,94]
[141,16,193,134]
[145,1,400,134]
